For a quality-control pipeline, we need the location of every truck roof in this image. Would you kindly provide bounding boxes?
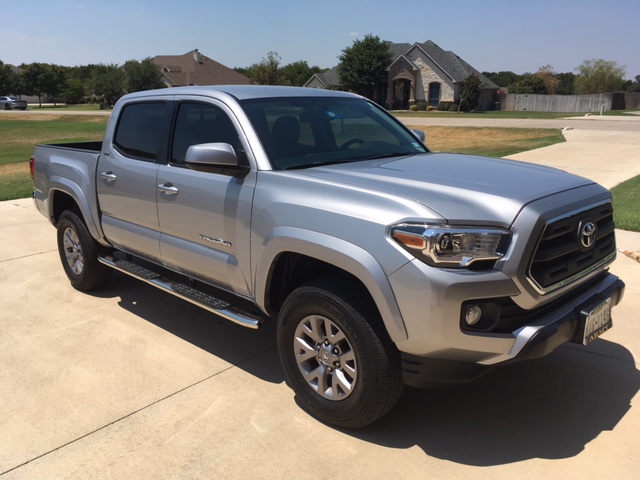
[122,85,361,102]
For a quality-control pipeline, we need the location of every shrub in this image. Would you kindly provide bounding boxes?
[438,101,458,111]
[416,101,428,111]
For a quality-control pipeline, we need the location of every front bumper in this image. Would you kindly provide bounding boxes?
[401,273,625,388]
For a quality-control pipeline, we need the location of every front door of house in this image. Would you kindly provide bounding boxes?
[394,80,411,109]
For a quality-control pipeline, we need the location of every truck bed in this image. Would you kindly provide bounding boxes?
[37,141,103,152]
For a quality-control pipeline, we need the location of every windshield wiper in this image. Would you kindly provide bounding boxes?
[280,151,415,171]
[362,151,412,161]
[281,159,354,170]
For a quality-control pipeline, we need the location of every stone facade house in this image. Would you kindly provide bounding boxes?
[153,49,250,87]
[305,40,499,110]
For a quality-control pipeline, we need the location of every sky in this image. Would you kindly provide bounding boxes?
[1,0,638,79]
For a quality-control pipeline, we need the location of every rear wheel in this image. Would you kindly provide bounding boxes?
[57,210,112,291]
[277,278,404,428]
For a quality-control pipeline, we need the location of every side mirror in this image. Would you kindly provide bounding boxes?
[185,143,250,178]
[411,129,426,143]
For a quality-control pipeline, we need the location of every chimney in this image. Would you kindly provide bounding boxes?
[193,49,204,64]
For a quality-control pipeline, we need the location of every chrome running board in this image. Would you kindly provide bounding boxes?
[98,256,263,329]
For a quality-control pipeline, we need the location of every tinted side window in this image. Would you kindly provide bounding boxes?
[171,102,240,165]
[113,102,167,161]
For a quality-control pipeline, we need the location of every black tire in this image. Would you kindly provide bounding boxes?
[57,210,112,291]
[4,103,10,110]
[277,278,404,428]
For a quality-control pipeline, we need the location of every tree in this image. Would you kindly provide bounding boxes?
[575,59,626,94]
[537,65,560,94]
[90,64,124,107]
[122,57,165,93]
[239,55,325,86]
[507,73,548,94]
[627,75,640,93]
[63,78,86,103]
[22,63,51,106]
[45,64,67,106]
[338,34,393,99]
[280,60,324,86]
[247,51,283,85]
[458,73,481,111]
[482,70,521,88]
[0,60,21,95]
[556,72,576,95]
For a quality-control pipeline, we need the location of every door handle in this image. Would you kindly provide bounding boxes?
[101,171,117,183]
[158,183,179,196]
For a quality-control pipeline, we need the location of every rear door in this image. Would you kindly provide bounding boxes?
[97,100,170,262]
[156,99,257,296]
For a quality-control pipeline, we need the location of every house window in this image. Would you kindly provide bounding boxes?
[428,82,441,107]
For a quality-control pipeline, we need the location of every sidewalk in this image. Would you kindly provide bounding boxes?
[506,127,640,190]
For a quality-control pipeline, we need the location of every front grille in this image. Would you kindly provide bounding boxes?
[528,202,616,293]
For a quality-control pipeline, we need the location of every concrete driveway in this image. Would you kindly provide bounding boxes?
[1,117,639,479]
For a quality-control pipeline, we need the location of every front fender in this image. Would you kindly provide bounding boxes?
[254,226,408,343]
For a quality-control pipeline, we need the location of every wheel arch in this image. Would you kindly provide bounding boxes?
[255,227,408,343]
[46,179,107,245]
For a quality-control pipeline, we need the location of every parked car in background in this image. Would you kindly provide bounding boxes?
[0,96,27,110]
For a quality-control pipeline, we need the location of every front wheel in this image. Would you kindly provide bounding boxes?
[57,210,112,291]
[277,278,404,428]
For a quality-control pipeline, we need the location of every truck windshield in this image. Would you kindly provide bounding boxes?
[239,97,427,170]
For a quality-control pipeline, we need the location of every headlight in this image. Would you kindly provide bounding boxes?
[391,223,511,268]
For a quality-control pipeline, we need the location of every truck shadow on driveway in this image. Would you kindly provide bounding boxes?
[93,273,638,465]
[352,340,639,465]
[92,272,284,385]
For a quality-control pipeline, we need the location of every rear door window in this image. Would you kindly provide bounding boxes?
[113,102,168,162]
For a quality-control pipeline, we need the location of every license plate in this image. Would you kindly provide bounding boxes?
[581,298,612,345]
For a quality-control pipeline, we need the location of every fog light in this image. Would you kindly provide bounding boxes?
[465,305,482,326]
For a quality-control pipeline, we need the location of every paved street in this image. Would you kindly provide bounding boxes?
[1,115,639,479]
[399,111,640,132]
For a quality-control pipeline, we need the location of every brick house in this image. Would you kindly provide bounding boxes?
[153,49,250,87]
[305,40,499,110]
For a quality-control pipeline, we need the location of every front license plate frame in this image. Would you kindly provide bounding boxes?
[580,298,612,345]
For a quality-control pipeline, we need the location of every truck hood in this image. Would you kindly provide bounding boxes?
[299,153,594,227]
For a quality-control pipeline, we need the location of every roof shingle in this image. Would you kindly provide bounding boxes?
[153,50,250,86]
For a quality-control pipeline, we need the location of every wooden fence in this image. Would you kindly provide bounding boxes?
[498,92,640,112]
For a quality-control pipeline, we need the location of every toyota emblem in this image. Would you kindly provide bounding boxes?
[578,220,597,249]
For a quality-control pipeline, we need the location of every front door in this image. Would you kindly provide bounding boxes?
[393,80,411,110]
[156,100,256,296]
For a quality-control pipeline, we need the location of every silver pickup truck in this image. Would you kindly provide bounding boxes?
[31,85,625,428]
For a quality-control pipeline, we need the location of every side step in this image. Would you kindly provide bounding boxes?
[98,256,263,329]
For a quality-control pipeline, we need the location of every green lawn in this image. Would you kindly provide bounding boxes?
[26,103,105,112]
[611,175,640,232]
[0,114,107,201]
